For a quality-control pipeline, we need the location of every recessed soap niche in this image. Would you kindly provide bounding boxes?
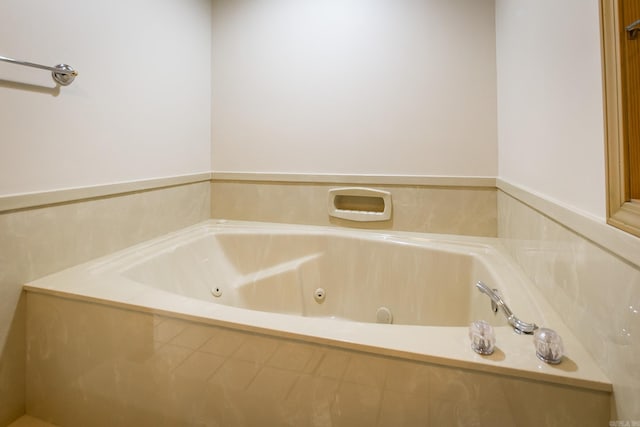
[328,187,392,222]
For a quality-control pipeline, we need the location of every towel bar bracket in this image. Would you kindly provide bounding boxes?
[0,55,78,86]
[50,63,77,86]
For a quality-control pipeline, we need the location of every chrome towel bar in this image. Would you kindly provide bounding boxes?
[0,55,78,86]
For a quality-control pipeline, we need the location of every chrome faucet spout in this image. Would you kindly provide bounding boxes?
[475,281,537,334]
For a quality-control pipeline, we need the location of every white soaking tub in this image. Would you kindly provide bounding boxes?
[25,220,612,426]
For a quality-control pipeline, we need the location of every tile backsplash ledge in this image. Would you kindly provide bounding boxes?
[497,179,640,269]
[0,173,212,213]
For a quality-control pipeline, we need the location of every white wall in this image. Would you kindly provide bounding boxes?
[0,0,609,211]
[0,0,212,196]
[495,0,606,219]
[211,0,497,177]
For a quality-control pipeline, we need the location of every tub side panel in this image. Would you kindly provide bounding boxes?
[26,293,609,427]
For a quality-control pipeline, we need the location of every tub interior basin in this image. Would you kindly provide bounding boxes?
[120,230,515,327]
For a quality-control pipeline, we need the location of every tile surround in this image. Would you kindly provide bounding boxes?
[0,181,210,426]
[211,180,497,237]
[1,173,638,424]
[498,190,640,420]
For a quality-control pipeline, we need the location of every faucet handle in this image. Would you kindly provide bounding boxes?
[469,320,496,355]
[533,328,564,364]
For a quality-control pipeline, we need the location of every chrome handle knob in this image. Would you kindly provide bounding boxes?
[533,328,564,364]
[469,320,496,355]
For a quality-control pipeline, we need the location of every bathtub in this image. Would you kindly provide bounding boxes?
[24,220,612,426]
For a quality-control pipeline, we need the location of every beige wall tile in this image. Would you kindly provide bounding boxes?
[211,181,497,237]
[377,391,430,427]
[199,328,246,357]
[146,344,193,373]
[209,358,261,392]
[498,191,639,420]
[246,366,299,401]
[153,318,188,344]
[282,375,340,426]
[0,296,25,425]
[267,341,318,372]
[0,181,210,425]
[314,349,351,380]
[383,358,430,394]
[342,353,388,388]
[232,335,279,364]
[169,323,215,349]
[331,382,382,427]
[173,351,225,381]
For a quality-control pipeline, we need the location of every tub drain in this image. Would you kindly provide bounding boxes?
[211,286,223,298]
[376,306,393,324]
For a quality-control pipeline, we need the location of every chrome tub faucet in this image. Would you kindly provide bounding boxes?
[476,281,538,334]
